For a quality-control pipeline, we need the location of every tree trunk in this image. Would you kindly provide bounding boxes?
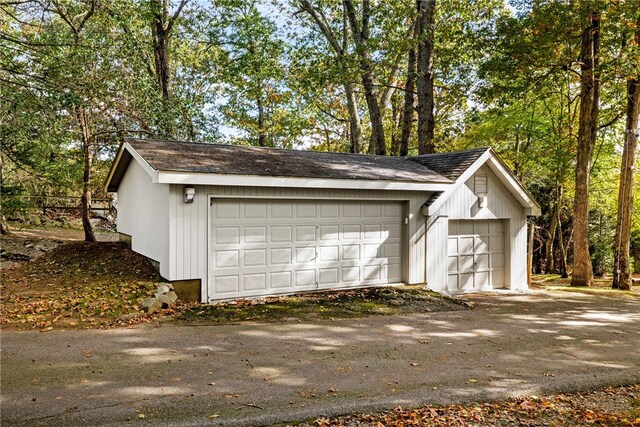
[560,224,572,279]
[298,0,364,153]
[257,93,266,147]
[77,108,96,243]
[570,10,600,287]
[400,31,417,157]
[545,202,558,274]
[344,83,363,153]
[343,0,386,155]
[362,71,386,155]
[151,0,172,99]
[416,0,436,155]
[612,52,640,290]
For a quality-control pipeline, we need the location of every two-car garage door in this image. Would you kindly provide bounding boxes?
[209,199,403,300]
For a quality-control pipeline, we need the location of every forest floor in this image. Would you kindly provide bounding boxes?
[295,384,640,426]
[0,227,464,330]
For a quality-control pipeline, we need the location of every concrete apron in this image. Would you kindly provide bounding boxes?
[1,293,639,426]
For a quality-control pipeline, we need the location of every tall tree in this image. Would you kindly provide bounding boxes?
[416,0,436,154]
[343,0,385,155]
[612,18,640,290]
[297,0,364,153]
[399,21,417,157]
[571,10,601,288]
[148,0,188,137]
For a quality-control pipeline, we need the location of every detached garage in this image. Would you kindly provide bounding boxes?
[105,138,540,302]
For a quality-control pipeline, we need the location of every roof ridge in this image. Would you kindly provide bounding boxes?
[125,137,404,161]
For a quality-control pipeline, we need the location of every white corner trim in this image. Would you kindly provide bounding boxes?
[157,171,451,192]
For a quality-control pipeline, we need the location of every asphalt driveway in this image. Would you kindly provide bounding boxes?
[2,292,639,426]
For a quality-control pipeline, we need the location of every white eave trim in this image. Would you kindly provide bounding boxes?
[157,171,451,192]
[427,149,541,216]
[126,142,160,183]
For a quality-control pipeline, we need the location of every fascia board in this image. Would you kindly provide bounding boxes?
[156,171,451,192]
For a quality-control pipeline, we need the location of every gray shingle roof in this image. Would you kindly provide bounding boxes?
[407,148,489,181]
[124,138,452,184]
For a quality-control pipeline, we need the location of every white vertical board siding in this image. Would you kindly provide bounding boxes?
[426,215,448,292]
[429,165,529,291]
[168,185,431,302]
[117,160,170,277]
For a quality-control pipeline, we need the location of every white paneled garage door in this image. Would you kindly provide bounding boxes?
[447,220,505,292]
[209,199,403,299]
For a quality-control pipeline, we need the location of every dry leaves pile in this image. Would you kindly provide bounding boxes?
[0,241,187,330]
[302,385,640,427]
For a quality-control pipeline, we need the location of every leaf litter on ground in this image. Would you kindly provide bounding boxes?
[293,384,640,426]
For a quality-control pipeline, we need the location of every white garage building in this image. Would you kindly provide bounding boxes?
[105,138,540,302]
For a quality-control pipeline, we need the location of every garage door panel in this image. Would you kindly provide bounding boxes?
[493,268,505,286]
[342,224,361,240]
[319,225,339,241]
[475,235,489,252]
[385,203,402,217]
[383,243,401,257]
[216,275,239,293]
[364,264,381,280]
[295,225,316,242]
[245,202,267,219]
[271,248,292,265]
[448,220,505,292]
[475,221,489,234]
[244,249,266,267]
[216,202,239,219]
[459,237,474,254]
[319,268,338,284]
[271,271,292,289]
[244,226,266,243]
[490,235,504,250]
[476,253,489,269]
[459,273,474,290]
[388,264,401,279]
[295,269,316,287]
[364,204,382,217]
[491,252,504,268]
[319,245,339,261]
[215,227,240,244]
[271,202,292,219]
[459,255,474,271]
[319,203,339,218]
[295,247,316,263]
[215,250,239,268]
[210,199,403,299]
[296,203,316,218]
[342,266,361,282]
[448,256,458,273]
[244,273,266,291]
[475,271,490,289]
[447,238,458,255]
[363,224,382,239]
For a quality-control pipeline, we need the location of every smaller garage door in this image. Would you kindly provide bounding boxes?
[447,220,505,291]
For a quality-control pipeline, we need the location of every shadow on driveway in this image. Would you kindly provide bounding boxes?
[2,292,639,426]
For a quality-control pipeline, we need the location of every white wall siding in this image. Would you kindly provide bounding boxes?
[425,215,448,292]
[427,165,529,291]
[167,185,431,302]
[117,160,170,277]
